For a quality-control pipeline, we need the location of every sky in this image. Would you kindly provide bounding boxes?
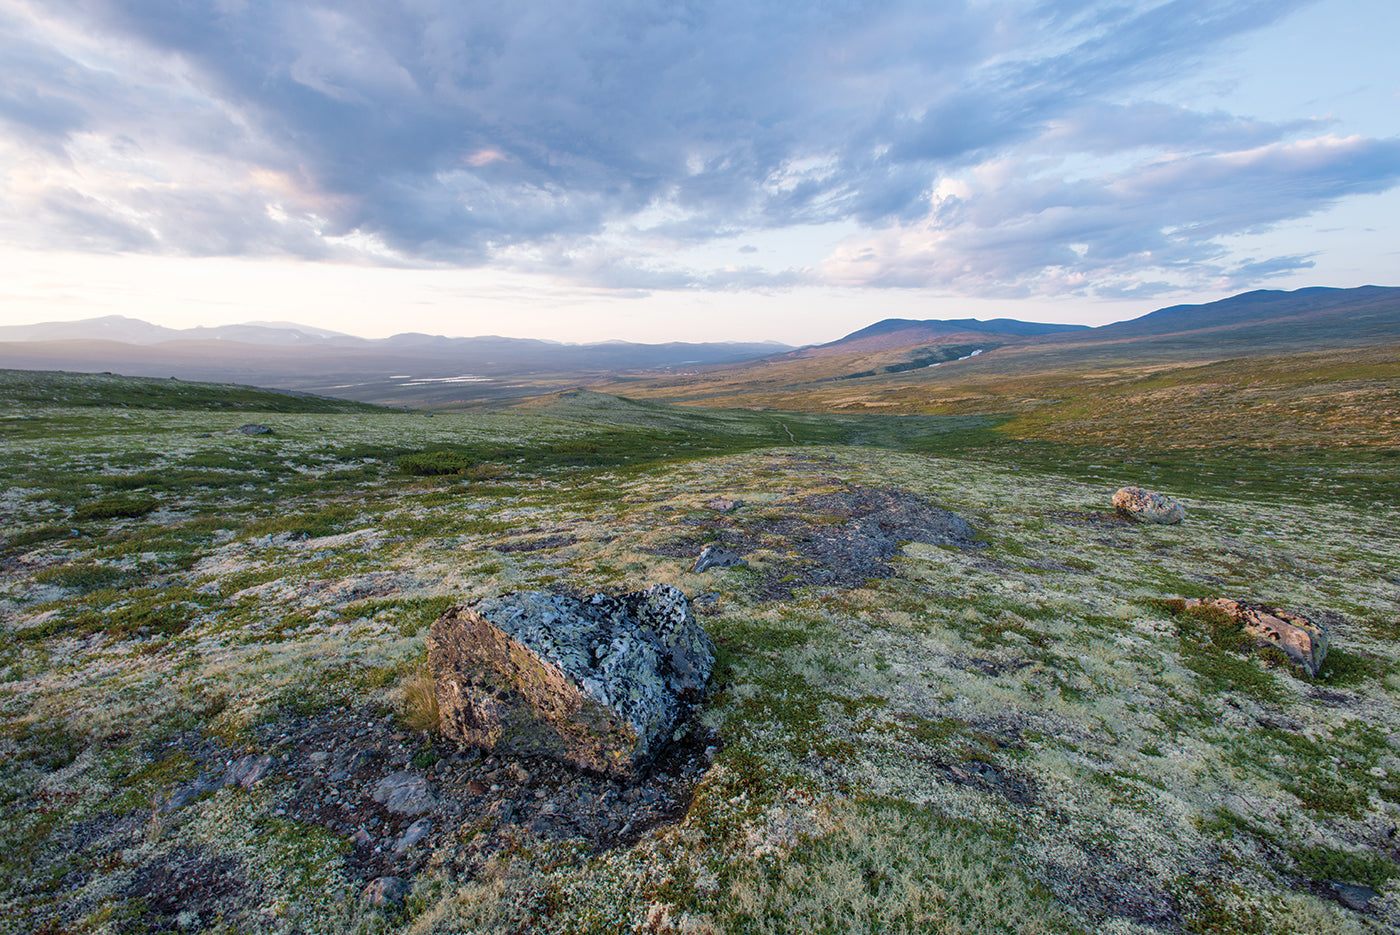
[1,0,1397,345]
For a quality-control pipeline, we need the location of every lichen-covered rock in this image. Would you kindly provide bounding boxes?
[1185,598,1330,676]
[1113,486,1186,524]
[427,584,715,778]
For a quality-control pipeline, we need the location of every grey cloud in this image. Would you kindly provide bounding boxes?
[824,134,1400,298]
[3,0,1394,300]
[1222,254,1317,282]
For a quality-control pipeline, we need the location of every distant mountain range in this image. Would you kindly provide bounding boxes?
[1,286,1395,405]
[0,317,359,346]
[0,317,794,403]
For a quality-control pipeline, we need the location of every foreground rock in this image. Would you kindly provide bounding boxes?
[1185,598,1331,676]
[428,585,715,778]
[1113,486,1185,524]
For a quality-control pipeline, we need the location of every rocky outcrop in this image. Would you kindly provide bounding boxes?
[427,585,715,778]
[1113,486,1186,524]
[1185,598,1330,676]
[237,423,273,436]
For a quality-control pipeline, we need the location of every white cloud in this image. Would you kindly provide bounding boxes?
[0,0,1394,305]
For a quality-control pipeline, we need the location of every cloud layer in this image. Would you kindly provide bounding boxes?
[2,0,1396,300]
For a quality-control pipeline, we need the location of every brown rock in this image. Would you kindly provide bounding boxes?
[1184,598,1330,676]
[1112,486,1186,524]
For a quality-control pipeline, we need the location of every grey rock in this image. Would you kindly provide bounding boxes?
[428,584,715,779]
[691,544,747,573]
[393,817,432,853]
[226,754,275,789]
[1112,486,1185,524]
[154,778,218,812]
[1332,882,1379,911]
[237,423,274,436]
[371,771,438,816]
[363,876,408,907]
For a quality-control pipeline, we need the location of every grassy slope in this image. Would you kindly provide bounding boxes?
[1,371,1398,933]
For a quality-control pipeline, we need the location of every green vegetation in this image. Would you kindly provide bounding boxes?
[0,368,383,412]
[1,368,1396,934]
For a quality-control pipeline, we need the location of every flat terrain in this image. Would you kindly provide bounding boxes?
[2,368,1400,933]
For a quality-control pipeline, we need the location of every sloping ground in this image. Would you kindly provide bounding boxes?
[597,340,1400,455]
[3,383,1400,933]
[593,287,1400,432]
[0,368,384,413]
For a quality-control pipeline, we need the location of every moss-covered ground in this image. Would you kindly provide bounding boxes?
[2,374,1398,933]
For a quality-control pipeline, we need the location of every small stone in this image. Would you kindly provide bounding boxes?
[371,771,438,816]
[465,779,488,796]
[1112,486,1185,524]
[352,827,373,848]
[154,778,217,812]
[691,544,747,573]
[237,423,274,436]
[227,754,275,788]
[394,817,432,854]
[363,876,407,907]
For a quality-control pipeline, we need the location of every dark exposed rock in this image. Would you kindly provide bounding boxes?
[1333,882,1380,911]
[933,756,1037,806]
[125,846,248,927]
[1112,486,1185,524]
[652,484,983,599]
[428,585,714,778]
[493,534,577,553]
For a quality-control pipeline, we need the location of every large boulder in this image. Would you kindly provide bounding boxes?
[1113,486,1186,524]
[427,585,715,778]
[1185,598,1330,677]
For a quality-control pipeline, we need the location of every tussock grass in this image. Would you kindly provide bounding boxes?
[400,664,442,734]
